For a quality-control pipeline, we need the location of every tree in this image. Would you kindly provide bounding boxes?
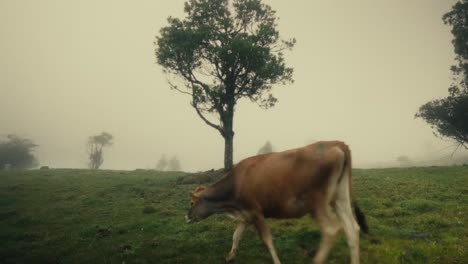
[416,1,468,150]
[257,140,273,154]
[156,154,168,170]
[396,155,412,167]
[156,0,295,170]
[87,132,113,170]
[0,135,38,170]
[168,156,182,171]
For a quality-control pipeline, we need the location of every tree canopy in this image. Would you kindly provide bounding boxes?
[0,135,38,170]
[155,0,295,169]
[156,155,168,171]
[87,132,114,170]
[168,156,182,171]
[416,0,468,150]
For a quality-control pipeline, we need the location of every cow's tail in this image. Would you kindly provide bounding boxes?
[354,203,369,234]
[341,144,369,234]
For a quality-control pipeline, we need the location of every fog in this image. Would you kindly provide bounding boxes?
[1,0,466,171]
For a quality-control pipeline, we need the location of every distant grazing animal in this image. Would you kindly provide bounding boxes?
[185,141,368,264]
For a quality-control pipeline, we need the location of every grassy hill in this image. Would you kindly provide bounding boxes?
[0,167,467,264]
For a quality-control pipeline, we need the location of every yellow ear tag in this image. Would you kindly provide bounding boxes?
[191,186,205,204]
[191,192,200,204]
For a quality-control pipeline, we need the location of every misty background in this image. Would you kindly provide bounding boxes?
[1,0,466,171]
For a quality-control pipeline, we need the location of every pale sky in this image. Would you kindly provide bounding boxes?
[0,0,465,171]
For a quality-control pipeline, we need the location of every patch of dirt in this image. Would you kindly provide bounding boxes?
[142,206,157,214]
[118,244,132,253]
[129,187,145,198]
[96,227,112,238]
[307,248,317,257]
[157,210,176,217]
[369,237,382,245]
[175,169,226,185]
[0,210,17,220]
[144,237,161,248]
[7,184,26,191]
[117,229,127,235]
[408,233,431,240]
[17,232,40,242]
[280,221,295,227]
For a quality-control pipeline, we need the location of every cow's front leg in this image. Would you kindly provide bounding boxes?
[253,215,281,264]
[225,222,247,262]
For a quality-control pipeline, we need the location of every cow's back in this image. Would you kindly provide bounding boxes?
[232,141,348,218]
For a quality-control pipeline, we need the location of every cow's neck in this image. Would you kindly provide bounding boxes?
[203,172,238,214]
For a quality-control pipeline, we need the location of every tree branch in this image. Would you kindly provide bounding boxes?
[191,101,224,135]
[166,77,193,96]
[450,143,462,157]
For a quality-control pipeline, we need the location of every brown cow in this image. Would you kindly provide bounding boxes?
[185,141,368,264]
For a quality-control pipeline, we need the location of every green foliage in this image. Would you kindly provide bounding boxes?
[443,0,468,90]
[0,167,467,263]
[156,0,295,110]
[155,0,295,169]
[416,94,468,148]
[416,1,468,150]
[0,135,38,170]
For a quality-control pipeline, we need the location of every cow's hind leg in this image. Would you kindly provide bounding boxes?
[313,205,341,264]
[335,171,360,264]
[313,148,344,263]
[253,214,281,264]
[225,222,247,262]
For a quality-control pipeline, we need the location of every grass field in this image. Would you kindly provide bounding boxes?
[0,166,467,264]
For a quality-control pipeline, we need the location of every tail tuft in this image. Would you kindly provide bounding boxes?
[354,203,369,234]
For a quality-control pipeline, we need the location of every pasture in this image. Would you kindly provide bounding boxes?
[0,167,467,264]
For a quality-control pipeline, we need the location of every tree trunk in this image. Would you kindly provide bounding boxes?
[224,132,234,170]
[223,104,235,170]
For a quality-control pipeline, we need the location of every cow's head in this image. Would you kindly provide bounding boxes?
[185,186,211,223]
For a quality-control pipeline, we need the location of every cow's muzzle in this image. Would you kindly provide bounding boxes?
[184,215,193,224]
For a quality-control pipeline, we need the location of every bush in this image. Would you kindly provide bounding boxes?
[0,135,38,170]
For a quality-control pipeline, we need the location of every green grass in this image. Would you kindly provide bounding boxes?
[0,167,467,264]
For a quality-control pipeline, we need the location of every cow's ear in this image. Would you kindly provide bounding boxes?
[195,186,206,192]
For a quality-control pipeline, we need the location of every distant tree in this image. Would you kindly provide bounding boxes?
[257,140,274,154]
[0,135,38,170]
[416,1,468,151]
[156,155,168,170]
[87,132,113,170]
[168,156,182,171]
[155,0,295,170]
[396,155,412,167]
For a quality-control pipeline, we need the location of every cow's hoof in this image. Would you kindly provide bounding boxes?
[225,252,236,262]
[307,247,317,257]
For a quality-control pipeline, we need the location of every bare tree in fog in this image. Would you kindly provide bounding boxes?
[396,155,412,167]
[417,1,468,152]
[257,141,274,154]
[155,0,295,170]
[156,154,168,170]
[87,132,113,170]
[167,156,181,171]
[0,135,38,170]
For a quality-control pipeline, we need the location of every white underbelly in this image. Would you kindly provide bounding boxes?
[227,210,251,222]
